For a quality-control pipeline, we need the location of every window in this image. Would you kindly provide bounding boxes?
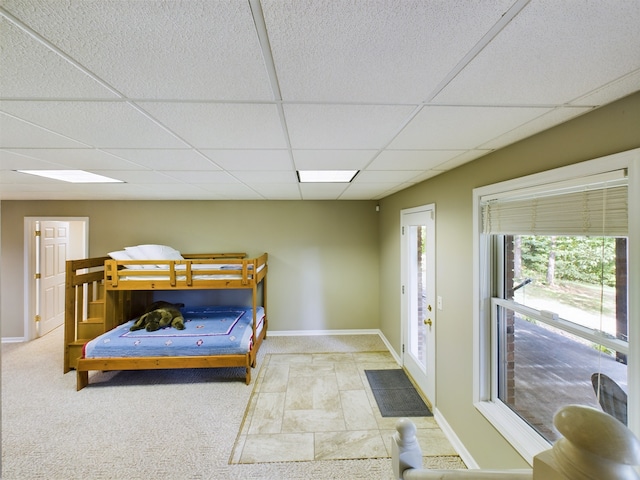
[473,150,639,463]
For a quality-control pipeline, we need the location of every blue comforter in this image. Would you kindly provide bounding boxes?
[83,306,265,358]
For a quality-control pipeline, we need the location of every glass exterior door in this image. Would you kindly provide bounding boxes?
[402,206,435,404]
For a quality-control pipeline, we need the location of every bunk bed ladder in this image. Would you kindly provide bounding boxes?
[64,257,109,373]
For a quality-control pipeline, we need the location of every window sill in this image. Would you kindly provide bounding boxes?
[475,400,551,465]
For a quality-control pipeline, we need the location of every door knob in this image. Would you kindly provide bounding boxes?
[424,318,433,326]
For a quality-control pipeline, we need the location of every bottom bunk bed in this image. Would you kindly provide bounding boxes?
[76,305,266,390]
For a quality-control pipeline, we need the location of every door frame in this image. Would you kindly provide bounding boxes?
[401,204,436,405]
[23,216,89,341]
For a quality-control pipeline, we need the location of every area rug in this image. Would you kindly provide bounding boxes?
[231,353,454,465]
[365,369,433,417]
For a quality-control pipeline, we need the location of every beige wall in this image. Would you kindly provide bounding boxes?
[1,200,379,338]
[378,91,640,468]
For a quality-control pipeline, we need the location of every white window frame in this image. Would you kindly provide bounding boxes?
[472,148,640,464]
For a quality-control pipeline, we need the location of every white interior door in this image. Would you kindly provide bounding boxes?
[38,221,69,336]
[401,205,436,405]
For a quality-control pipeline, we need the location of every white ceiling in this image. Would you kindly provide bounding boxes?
[1,0,639,201]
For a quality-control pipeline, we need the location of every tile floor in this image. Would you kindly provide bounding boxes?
[230,351,462,465]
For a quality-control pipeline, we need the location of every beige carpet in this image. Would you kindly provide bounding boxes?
[231,352,462,465]
[2,327,465,479]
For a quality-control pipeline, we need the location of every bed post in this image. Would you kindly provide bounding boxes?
[77,370,89,391]
[64,261,76,374]
[262,260,267,339]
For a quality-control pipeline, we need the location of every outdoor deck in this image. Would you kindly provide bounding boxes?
[513,317,627,441]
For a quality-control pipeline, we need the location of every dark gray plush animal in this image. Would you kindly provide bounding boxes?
[130,301,186,332]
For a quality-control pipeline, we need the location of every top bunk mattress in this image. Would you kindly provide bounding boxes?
[117,263,266,281]
[83,306,265,358]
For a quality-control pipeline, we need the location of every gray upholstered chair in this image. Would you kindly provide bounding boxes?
[591,372,628,425]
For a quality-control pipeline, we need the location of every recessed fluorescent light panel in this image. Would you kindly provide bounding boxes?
[17,170,123,183]
[297,170,359,183]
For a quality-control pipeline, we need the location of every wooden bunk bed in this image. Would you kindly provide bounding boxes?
[64,250,267,391]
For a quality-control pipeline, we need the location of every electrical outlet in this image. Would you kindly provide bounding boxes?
[437,296,443,310]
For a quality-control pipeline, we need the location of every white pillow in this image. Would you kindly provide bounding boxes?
[138,244,183,260]
[124,244,183,269]
[108,250,131,260]
[124,245,147,260]
[108,249,146,269]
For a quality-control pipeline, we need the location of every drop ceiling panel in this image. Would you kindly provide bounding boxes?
[199,150,291,170]
[0,112,90,148]
[119,183,207,200]
[368,150,465,171]
[340,183,402,200]
[480,106,593,150]
[573,70,640,106]
[435,150,493,171]
[163,170,240,184]
[192,183,265,200]
[292,150,377,170]
[389,106,553,150]
[300,182,350,200]
[250,183,302,200]
[284,104,415,149]
[355,170,423,183]
[434,0,640,105]
[0,17,118,99]
[92,170,174,184]
[2,0,273,101]
[262,0,515,103]
[141,103,287,149]
[0,101,187,148]
[6,148,141,170]
[0,149,64,170]
[405,171,441,184]
[1,169,63,184]
[104,149,219,171]
[66,182,168,199]
[231,171,298,183]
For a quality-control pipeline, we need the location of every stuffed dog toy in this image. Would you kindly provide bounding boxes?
[130,301,185,332]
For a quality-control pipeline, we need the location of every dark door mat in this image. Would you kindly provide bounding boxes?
[365,369,433,417]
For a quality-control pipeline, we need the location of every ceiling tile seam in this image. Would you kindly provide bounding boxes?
[275,103,303,199]
[0,7,124,100]
[1,91,595,109]
[0,97,583,109]
[423,0,532,103]
[249,0,282,102]
[248,0,302,198]
[420,102,572,109]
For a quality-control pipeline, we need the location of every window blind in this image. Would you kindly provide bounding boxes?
[482,173,628,236]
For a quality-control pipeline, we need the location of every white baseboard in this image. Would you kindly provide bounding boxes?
[1,337,26,344]
[375,329,402,364]
[267,329,403,365]
[434,407,479,469]
[268,328,382,337]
